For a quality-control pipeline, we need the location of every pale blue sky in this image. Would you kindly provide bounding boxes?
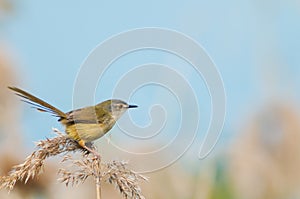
[3,1,300,153]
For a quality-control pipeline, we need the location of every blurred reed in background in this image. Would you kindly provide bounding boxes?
[229,104,300,199]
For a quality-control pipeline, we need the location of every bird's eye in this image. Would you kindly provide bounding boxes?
[113,104,122,109]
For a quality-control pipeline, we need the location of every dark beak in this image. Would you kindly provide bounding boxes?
[128,104,138,108]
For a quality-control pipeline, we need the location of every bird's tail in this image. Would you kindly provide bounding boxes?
[8,86,67,119]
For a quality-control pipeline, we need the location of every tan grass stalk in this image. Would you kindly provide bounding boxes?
[0,128,147,199]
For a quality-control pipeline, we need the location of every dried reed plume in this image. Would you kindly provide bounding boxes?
[0,128,147,199]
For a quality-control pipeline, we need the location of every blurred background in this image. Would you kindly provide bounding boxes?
[1,0,300,198]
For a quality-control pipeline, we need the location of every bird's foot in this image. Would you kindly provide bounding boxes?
[84,145,101,160]
[79,140,101,160]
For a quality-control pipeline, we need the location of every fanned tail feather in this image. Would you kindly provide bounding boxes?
[8,86,67,119]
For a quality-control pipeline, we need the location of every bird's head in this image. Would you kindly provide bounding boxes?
[98,99,138,121]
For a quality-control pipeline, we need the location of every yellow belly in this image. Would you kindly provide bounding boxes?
[66,123,110,143]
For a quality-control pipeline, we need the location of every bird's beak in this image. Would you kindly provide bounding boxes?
[128,104,138,108]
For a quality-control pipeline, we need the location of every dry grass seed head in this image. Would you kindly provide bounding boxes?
[1,129,147,199]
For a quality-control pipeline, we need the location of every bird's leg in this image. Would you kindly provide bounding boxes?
[78,140,101,159]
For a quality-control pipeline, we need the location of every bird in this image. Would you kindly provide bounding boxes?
[8,86,138,157]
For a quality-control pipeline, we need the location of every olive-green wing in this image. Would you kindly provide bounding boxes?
[65,106,100,124]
